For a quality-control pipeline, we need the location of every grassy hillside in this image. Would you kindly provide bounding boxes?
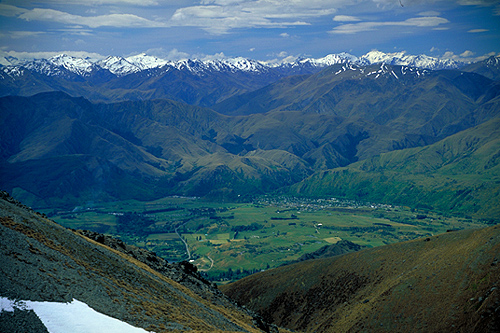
[222,225,500,332]
[290,116,500,219]
[0,191,285,332]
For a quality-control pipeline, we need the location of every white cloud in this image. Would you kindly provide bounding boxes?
[457,0,499,5]
[330,16,449,34]
[460,50,475,57]
[200,52,228,61]
[417,11,440,16]
[0,50,106,62]
[280,32,290,37]
[201,0,246,4]
[468,28,489,32]
[457,0,500,15]
[333,15,361,22]
[141,47,190,60]
[168,0,341,34]
[1,31,45,39]
[441,50,498,63]
[16,7,167,28]
[262,50,303,65]
[45,0,160,6]
[0,4,27,17]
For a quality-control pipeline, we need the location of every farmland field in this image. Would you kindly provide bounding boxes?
[43,195,488,282]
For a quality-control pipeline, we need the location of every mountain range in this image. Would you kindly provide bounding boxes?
[1,50,465,77]
[0,51,473,106]
[1,51,499,218]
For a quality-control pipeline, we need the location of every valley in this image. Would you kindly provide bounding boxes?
[43,195,488,283]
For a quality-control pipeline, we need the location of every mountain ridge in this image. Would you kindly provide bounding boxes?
[1,51,497,109]
[1,50,467,79]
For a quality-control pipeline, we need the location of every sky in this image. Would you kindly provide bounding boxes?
[0,0,499,63]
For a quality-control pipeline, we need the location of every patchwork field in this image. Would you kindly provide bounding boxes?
[43,196,489,282]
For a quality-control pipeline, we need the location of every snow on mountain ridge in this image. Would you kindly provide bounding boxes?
[18,54,100,77]
[1,51,465,79]
[48,54,97,76]
[125,53,170,70]
[216,57,268,72]
[308,52,365,67]
[361,50,463,70]
[97,56,141,76]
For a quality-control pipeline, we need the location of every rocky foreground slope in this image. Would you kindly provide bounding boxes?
[222,225,500,332]
[0,191,283,333]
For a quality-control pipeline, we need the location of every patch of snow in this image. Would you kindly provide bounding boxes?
[360,50,462,70]
[125,53,170,70]
[0,297,153,333]
[44,54,98,76]
[97,56,141,76]
[1,66,25,78]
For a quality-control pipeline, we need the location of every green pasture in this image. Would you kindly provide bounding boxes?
[47,196,488,281]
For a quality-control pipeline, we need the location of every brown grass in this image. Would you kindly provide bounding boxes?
[222,225,500,332]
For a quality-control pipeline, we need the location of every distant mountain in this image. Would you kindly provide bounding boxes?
[0,51,467,106]
[0,50,463,79]
[221,225,500,332]
[359,50,463,70]
[1,59,499,213]
[289,116,500,218]
[212,63,499,148]
[463,55,500,81]
[0,191,274,332]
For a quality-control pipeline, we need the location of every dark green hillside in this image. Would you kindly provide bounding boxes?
[290,116,500,218]
[214,64,499,140]
[98,66,284,106]
[0,69,57,98]
[222,225,500,332]
[0,93,314,206]
[0,64,292,106]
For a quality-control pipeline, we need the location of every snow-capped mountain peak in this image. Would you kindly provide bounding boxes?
[97,56,141,76]
[1,50,468,80]
[314,52,362,66]
[47,54,97,76]
[485,55,500,67]
[125,53,170,70]
[360,50,463,70]
[217,57,267,72]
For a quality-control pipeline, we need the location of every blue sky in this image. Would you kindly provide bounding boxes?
[0,0,499,63]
